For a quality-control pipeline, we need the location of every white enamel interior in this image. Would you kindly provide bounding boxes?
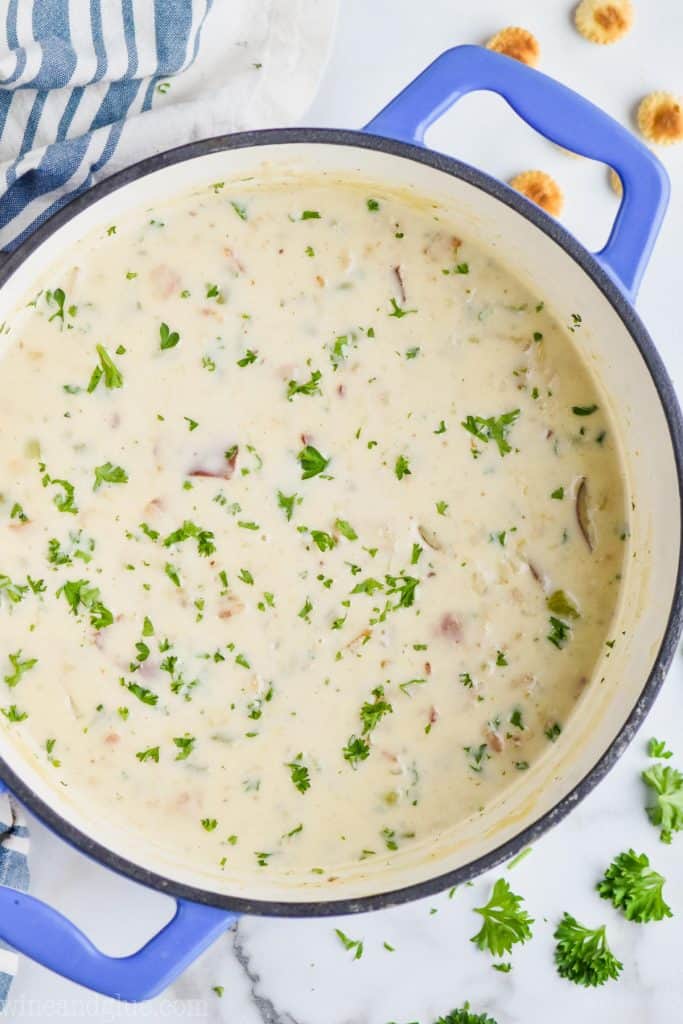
[0,141,679,905]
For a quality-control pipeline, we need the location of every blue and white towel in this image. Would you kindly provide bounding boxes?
[0,786,29,1008]
[0,0,337,252]
[0,0,336,1004]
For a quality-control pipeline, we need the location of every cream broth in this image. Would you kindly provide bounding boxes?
[0,177,627,887]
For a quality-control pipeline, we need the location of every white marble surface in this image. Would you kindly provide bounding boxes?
[6,0,683,1020]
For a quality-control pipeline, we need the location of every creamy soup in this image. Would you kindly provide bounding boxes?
[0,177,627,888]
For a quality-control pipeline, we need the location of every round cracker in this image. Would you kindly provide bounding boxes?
[486,27,540,67]
[574,0,633,44]
[509,171,564,217]
[608,167,623,197]
[637,92,683,145]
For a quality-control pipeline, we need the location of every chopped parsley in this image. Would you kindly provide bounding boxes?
[547,616,571,649]
[394,454,411,480]
[57,579,113,629]
[286,754,311,794]
[335,518,357,541]
[87,344,123,392]
[342,735,370,767]
[173,735,196,761]
[163,520,216,557]
[124,680,158,706]
[572,404,598,416]
[287,369,322,401]
[277,490,301,521]
[334,928,363,960]
[388,297,417,318]
[648,738,673,759]
[297,444,329,480]
[159,322,180,350]
[4,650,37,688]
[546,590,580,619]
[93,462,128,491]
[461,410,520,456]
[136,746,160,763]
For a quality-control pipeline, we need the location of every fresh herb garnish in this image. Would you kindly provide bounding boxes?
[342,735,370,767]
[286,754,311,793]
[388,297,417,318]
[553,913,622,987]
[546,590,580,619]
[87,344,123,392]
[93,462,128,491]
[297,444,329,480]
[57,579,113,629]
[642,763,683,843]
[159,322,180,350]
[597,849,672,922]
[287,369,322,401]
[163,520,216,557]
[173,735,196,761]
[4,650,37,688]
[124,679,159,706]
[648,738,673,760]
[394,454,411,480]
[136,746,160,763]
[334,928,364,960]
[277,490,300,521]
[547,616,571,649]
[462,410,520,456]
[470,878,534,956]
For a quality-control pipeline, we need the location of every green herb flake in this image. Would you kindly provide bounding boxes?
[462,410,520,457]
[93,462,128,492]
[159,322,180,350]
[297,444,330,480]
[4,650,38,688]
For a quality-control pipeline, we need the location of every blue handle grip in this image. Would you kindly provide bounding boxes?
[364,45,669,298]
[0,777,236,1001]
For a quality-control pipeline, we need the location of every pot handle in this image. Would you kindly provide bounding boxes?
[0,782,236,1001]
[363,44,669,298]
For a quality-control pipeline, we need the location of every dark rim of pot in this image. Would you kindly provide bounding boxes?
[1,128,682,918]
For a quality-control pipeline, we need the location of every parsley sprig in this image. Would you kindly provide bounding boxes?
[435,1006,498,1024]
[597,849,672,923]
[553,913,622,987]
[470,878,534,956]
[642,762,683,843]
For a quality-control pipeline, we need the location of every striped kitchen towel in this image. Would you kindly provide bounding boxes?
[0,0,337,252]
[0,786,29,1010]
[0,0,336,1005]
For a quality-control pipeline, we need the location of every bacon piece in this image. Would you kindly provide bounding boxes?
[149,265,181,299]
[486,729,505,753]
[223,246,245,274]
[189,446,238,480]
[438,612,462,642]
